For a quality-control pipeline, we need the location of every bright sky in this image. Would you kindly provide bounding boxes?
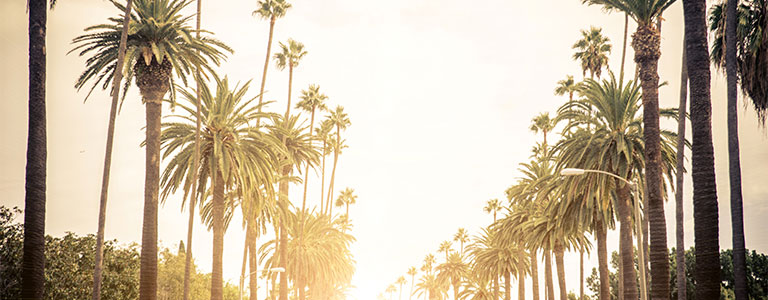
[2,0,768,299]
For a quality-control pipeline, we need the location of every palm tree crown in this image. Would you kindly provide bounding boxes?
[253,0,291,20]
[572,26,612,78]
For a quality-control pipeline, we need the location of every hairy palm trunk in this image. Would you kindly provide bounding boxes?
[248,225,258,300]
[554,243,566,300]
[675,39,688,300]
[616,181,638,300]
[136,57,171,300]
[725,0,748,298]
[319,141,327,215]
[256,16,276,125]
[211,171,225,300]
[22,1,46,298]
[683,0,721,299]
[279,165,290,300]
[531,251,539,300]
[301,108,316,212]
[93,2,133,299]
[544,252,554,300]
[632,22,670,300]
[595,217,610,300]
[504,272,511,300]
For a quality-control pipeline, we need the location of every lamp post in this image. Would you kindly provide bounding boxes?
[240,267,285,300]
[560,168,648,300]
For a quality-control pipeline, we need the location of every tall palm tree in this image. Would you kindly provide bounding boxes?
[71,1,230,298]
[387,284,398,300]
[470,228,527,300]
[529,112,556,152]
[709,2,755,297]
[397,276,408,300]
[90,1,133,299]
[253,0,291,120]
[415,274,447,300]
[315,119,334,215]
[683,0,721,298]
[453,228,469,256]
[423,254,436,276]
[274,39,308,119]
[22,0,50,298]
[436,252,467,300]
[592,2,677,298]
[572,27,613,79]
[296,84,328,212]
[325,106,351,212]
[483,199,502,222]
[710,0,768,123]
[438,241,453,260]
[581,1,631,83]
[674,42,688,300]
[408,267,418,300]
[159,75,282,300]
[554,75,579,103]
[334,187,358,219]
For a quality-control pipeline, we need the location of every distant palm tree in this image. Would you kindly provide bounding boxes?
[580,0,631,83]
[387,284,397,300]
[470,228,527,300]
[453,228,469,256]
[397,276,408,300]
[334,187,358,219]
[325,106,351,213]
[415,274,447,300]
[70,1,231,298]
[438,241,453,260]
[422,254,436,276]
[683,0,722,298]
[159,75,282,300]
[554,75,579,103]
[483,199,502,222]
[529,112,556,154]
[407,267,418,300]
[436,252,467,300]
[315,119,334,214]
[274,39,308,119]
[460,275,494,300]
[572,27,612,79]
[253,0,292,121]
[296,84,328,212]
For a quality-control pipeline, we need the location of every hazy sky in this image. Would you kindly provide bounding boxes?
[2,0,767,299]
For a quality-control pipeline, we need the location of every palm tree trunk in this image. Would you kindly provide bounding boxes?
[617,180,638,300]
[545,251,554,300]
[326,133,340,215]
[298,279,305,300]
[22,1,46,298]
[285,65,293,119]
[554,243,566,300]
[140,95,163,300]
[725,0,748,298]
[256,16,276,127]
[410,275,415,300]
[619,13,629,84]
[682,1,721,298]
[279,166,290,300]
[531,251,539,300]
[595,217,610,300]
[211,171,225,300]
[633,22,671,300]
[184,0,203,298]
[248,226,258,300]
[504,272,511,300]
[494,275,499,300]
[618,256,624,300]
[240,233,249,300]
[579,249,584,300]
[92,1,132,299]
[518,268,525,300]
[320,141,327,215]
[675,36,688,300]
[301,109,316,213]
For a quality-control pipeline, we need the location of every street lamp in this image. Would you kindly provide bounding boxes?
[560,167,648,300]
[240,267,285,300]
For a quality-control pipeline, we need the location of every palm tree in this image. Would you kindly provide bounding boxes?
[408,267,418,300]
[470,228,527,300]
[529,113,556,152]
[710,0,768,123]
[438,241,453,260]
[22,0,51,298]
[415,274,447,300]
[572,27,612,79]
[436,252,467,300]
[591,2,677,298]
[453,228,469,256]
[296,84,328,212]
[709,2,754,297]
[387,284,398,300]
[554,75,579,103]
[683,0,721,298]
[423,254,436,276]
[273,39,308,119]
[397,276,408,300]
[674,37,688,300]
[334,187,358,220]
[253,0,292,121]
[315,119,334,215]
[483,199,502,222]
[71,1,230,298]
[581,1,631,83]
[459,275,494,300]
[159,75,282,300]
[325,106,351,212]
